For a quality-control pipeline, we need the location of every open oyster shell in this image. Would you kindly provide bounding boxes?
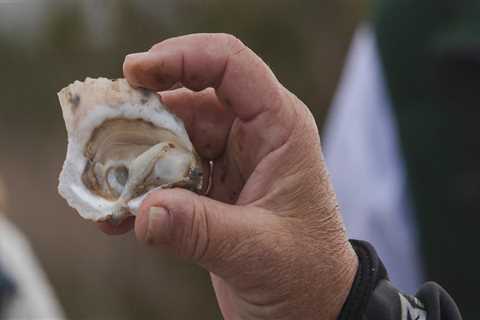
[58,78,203,223]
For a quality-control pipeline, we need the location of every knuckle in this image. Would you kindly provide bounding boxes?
[271,85,288,108]
[149,37,178,52]
[149,42,163,52]
[218,33,245,53]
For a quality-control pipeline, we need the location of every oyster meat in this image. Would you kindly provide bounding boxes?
[58,78,203,223]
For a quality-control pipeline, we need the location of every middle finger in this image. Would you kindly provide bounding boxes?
[160,87,234,160]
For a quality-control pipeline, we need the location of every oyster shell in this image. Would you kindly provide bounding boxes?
[58,78,203,223]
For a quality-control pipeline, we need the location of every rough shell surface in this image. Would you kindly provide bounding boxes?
[58,78,203,223]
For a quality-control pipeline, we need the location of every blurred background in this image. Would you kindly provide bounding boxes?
[0,1,365,319]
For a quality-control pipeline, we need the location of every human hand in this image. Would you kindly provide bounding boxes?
[101,33,357,320]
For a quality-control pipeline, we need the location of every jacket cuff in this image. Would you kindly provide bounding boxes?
[0,265,15,312]
[338,240,388,320]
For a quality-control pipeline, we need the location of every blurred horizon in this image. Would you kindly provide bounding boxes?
[0,1,365,319]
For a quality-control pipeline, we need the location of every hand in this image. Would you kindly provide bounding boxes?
[101,33,358,320]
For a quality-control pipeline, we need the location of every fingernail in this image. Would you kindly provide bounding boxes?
[145,206,171,245]
[125,52,149,60]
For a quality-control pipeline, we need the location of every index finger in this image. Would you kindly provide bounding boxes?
[123,33,296,126]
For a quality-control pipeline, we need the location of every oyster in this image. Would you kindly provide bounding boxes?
[58,78,203,223]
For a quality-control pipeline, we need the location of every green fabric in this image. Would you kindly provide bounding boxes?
[373,0,480,318]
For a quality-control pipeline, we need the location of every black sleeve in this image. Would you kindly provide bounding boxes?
[338,240,462,320]
[0,266,15,316]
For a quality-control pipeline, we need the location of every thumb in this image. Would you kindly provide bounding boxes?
[135,188,257,273]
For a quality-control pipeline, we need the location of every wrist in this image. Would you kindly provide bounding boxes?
[323,242,359,320]
[286,238,359,320]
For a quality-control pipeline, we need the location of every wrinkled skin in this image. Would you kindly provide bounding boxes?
[99,34,358,320]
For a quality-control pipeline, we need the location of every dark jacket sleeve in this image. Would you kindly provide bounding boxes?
[338,240,462,320]
[0,265,15,316]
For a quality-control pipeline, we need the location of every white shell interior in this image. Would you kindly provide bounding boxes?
[58,78,196,222]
